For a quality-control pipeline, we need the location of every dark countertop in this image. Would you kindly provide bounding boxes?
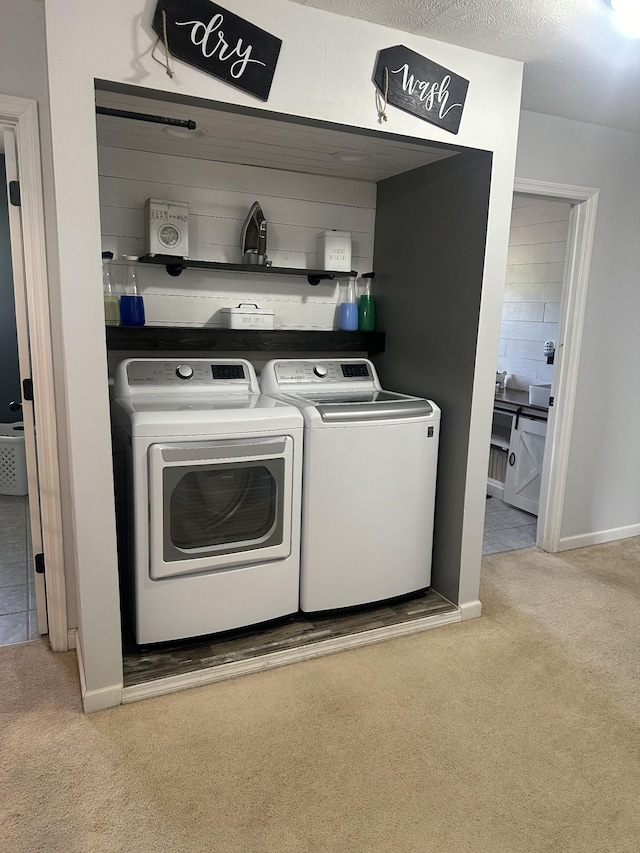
[494,387,549,415]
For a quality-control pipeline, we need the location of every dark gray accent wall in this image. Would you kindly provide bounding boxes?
[372,150,493,604]
[0,155,21,423]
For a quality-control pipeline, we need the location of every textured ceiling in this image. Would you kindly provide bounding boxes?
[288,0,640,134]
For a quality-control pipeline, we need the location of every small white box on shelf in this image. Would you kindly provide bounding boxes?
[317,230,352,271]
[220,303,275,329]
[145,198,189,257]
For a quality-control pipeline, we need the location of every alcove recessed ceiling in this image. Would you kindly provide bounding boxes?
[289,0,640,134]
[95,85,459,183]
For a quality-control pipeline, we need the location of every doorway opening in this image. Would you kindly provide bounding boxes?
[483,178,599,556]
[0,150,37,645]
[484,192,570,555]
[1,94,68,652]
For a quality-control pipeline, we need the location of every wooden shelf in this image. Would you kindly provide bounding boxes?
[106,326,385,354]
[137,254,359,286]
[490,433,510,450]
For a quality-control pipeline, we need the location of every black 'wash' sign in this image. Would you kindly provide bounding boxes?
[152,0,282,101]
[374,45,469,134]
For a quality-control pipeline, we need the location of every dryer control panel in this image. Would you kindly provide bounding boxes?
[272,360,374,385]
[114,358,260,397]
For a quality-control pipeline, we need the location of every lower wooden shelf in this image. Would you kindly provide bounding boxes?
[105,325,385,354]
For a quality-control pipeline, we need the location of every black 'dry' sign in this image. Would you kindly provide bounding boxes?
[152,0,282,101]
[374,45,469,134]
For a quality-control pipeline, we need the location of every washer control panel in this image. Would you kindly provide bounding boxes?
[273,360,373,385]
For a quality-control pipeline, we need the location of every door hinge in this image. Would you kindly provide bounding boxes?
[22,377,34,401]
[9,180,21,206]
[549,396,554,407]
[35,553,45,574]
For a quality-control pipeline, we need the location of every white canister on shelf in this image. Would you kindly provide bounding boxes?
[317,230,352,271]
[220,303,275,329]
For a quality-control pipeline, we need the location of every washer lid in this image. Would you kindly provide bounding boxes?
[297,390,413,405]
[316,400,432,423]
[288,390,433,422]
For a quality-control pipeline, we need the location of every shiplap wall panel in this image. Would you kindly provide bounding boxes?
[99,178,376,232]
[145,293,343,329]
[98,148,377,206]
[98,146,376,329]
[510,200,572,228]
[506,241,567,266]
[498,196,570,389]
[99,205,374,266]
[508,220,569,247]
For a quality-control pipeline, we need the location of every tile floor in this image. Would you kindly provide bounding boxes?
[483,496,538,555]
[0,494,38,646]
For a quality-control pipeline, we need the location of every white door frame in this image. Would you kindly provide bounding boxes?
[513,178,599,553]
[3,127,48,635]
[0,94,67,651]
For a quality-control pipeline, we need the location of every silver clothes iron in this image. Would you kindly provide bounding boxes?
[240,201,268,265]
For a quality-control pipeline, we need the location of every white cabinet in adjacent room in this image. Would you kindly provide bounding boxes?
[503,415,547,516]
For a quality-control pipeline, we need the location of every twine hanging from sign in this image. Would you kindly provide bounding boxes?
[151,9,174,78]
[375,67,389,122]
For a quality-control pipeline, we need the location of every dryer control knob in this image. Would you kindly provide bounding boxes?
[313,364,328,377]
[176,365,193,380]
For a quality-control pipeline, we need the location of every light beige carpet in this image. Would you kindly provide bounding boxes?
[1,538,639,853]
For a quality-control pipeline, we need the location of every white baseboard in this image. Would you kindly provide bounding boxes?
[82,683,124,713]
[558,523,640,552]
[458,599,482,620]
[75,630,123,713]
[67,629,76,650]
[122,609,462,705]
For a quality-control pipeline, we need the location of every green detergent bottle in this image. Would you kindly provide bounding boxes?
[357,273,376,332]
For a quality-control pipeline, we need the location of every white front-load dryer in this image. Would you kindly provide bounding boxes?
[260,358,440,612]
[111,358,303,644]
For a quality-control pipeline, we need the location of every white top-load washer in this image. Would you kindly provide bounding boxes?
[111,358,303,644]
[260,358,440,612]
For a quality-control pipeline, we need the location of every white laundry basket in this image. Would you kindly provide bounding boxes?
[0,423,28,496]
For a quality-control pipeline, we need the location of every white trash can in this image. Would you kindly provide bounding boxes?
[0,423,28,496]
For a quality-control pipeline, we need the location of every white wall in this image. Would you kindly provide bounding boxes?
[40,0,522,703]
[516,111,640,545]
[498,196,570,391]
[98,146,376,329]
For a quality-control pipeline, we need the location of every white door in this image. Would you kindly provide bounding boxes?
[503,415,548,516]
[2,128,47,633]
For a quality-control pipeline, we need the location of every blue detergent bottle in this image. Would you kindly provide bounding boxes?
[119,255,145,327]
[337,277,358,331]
